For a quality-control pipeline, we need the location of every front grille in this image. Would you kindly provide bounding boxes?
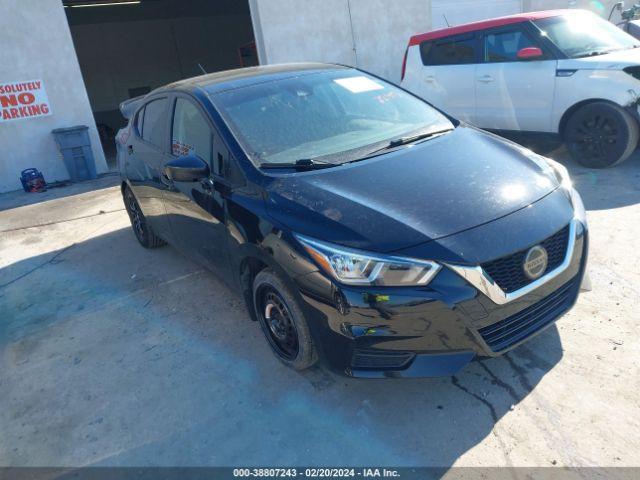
[351,350,415,370]
[478,277,578,352]
[481,225,570,293]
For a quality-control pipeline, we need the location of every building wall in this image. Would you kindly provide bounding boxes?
[250,0,357,69]
[249,0,432,83]
[348,0,434,82]
[250,0,626,84]
[431,0,523,30]
[525,0,622,22]
[0,0,107,193]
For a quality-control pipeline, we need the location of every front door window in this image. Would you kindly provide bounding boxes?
[172,98,213,163]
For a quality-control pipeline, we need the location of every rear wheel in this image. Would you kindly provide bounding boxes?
[252,269,318,370]
[564,101,639,168]
[123,186,165,249]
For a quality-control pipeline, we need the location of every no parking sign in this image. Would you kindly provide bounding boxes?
[0,79,52,122]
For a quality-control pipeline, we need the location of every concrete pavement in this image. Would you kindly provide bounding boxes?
[0,151,639,468]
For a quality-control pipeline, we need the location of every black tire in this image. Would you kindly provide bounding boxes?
[123,186,165,249]
[564,101,639,168]
[252,269,318,370]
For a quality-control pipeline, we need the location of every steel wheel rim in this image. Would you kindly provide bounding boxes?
[257,287,299,360]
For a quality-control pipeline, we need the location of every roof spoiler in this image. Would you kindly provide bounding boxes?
[119,95,146,119]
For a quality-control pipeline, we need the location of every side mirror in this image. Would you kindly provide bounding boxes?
[517,47,543,61]
[164,155,209,182]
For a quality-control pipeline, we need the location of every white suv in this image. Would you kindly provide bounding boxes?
[401,9,640,168]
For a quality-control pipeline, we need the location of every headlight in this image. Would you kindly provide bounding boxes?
[295,234,441,287]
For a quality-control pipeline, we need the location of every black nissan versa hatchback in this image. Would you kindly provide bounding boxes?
[117,63,588,378]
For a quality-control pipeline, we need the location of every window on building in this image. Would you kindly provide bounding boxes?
[485,30,539,62]
[142,98,168,149]
[172,98,213,166]
[421,34,478,65]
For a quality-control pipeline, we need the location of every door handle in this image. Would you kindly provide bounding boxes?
[477,75,494,83]
[424,75,435,83]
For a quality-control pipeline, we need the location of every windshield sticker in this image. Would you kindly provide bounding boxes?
[374,91,398,104]
[334,76,385,93]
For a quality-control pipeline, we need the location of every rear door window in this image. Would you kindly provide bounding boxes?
[421,34,478,65]
[141,98,168,149]
[484,29,541,62]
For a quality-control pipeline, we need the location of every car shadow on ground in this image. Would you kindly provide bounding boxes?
[534,144,640,211]
[1,224,563,467]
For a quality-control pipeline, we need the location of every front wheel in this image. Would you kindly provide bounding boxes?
[564,101,639,168]
[252,269,318,370]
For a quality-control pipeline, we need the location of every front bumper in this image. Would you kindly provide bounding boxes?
[294,217,588,378]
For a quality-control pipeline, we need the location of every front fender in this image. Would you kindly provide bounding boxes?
[553,69,640,132]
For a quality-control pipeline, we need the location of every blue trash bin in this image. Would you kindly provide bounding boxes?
[51,125,97,182]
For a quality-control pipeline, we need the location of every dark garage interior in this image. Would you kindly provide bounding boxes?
[63,0,257,167]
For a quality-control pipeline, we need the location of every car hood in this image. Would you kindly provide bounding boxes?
[264,125,559,253]
[559,47,640,70]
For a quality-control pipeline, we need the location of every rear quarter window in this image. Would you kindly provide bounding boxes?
[141,98,168,149]
[135,107,144,136]
[420,34,478,65]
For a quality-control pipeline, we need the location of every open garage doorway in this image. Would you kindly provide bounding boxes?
[63,0,257,169]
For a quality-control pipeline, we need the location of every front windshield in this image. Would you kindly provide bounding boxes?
[211,70,454,166]
[534,12,640,58]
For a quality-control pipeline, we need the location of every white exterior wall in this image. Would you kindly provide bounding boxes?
[525,0,623,22]
[0,0,107,193]
[249,0,432,83]
[431,0,523,30]
[432,1,624,27]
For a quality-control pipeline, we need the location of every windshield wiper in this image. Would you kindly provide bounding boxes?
[357,128,453,160]
[260,158,336,170]
[261,129,453,170]
[574,49,616,58]
[387,129,453,148]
